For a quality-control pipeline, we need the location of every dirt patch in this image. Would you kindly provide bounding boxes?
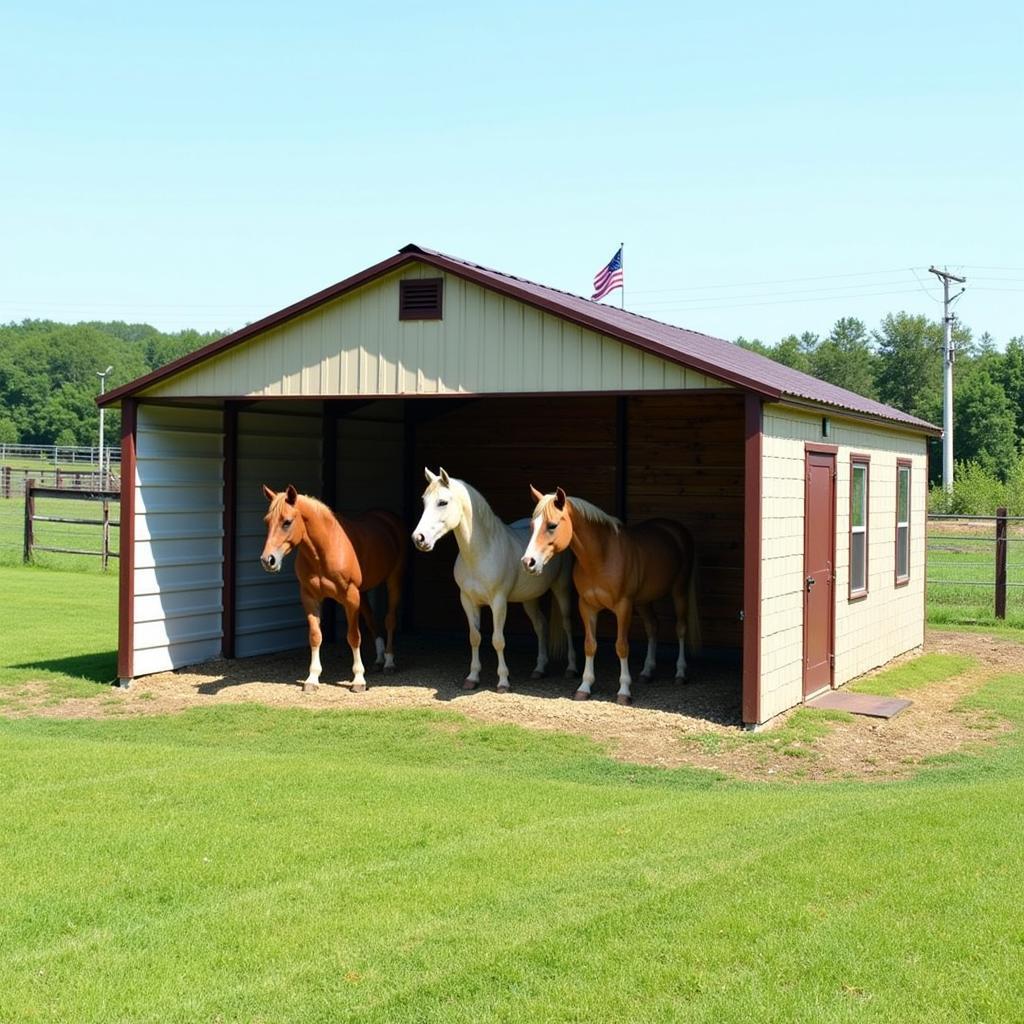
[4,630,1021,781]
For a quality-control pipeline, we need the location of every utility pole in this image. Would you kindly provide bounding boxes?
[928,266,966,492]
[97,366,113,486]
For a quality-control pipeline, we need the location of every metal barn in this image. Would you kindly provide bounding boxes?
[98,245,938,727]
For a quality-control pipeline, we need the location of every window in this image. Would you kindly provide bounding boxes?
[850,457,869,597]
[896,461,911,584]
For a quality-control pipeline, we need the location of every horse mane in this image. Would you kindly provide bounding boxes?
[267,491,336,525]
[532,493,621,532]
[430,476,503,538]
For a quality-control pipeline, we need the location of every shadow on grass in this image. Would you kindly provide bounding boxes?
[12,650,117,686]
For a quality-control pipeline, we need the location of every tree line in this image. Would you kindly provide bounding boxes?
[0,320,224,448]
[1,313,1022,507]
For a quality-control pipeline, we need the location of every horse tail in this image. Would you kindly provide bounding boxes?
[546,555,572,662]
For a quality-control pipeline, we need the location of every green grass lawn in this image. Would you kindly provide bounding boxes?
[2,566,1024,1022]
[0,494,119,572]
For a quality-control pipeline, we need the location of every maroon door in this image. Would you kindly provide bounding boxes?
[803,450,835,696]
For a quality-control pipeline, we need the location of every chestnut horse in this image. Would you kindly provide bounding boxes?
[261,485,406,692]
[522,487,699,705]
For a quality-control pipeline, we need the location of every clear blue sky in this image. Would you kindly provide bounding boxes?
[2,1,1021,345]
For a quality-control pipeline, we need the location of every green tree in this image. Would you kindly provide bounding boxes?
[874,313,943,424]
[809,317,877,397]
[994,336,1024,440]
[954,365,1017,477]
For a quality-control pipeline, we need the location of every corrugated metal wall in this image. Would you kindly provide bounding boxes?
[234,408,321,658]
[133,405,224,676]
[140,264,731,401]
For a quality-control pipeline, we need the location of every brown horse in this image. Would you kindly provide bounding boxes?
[261,485,406,692]
[522,487,699,705]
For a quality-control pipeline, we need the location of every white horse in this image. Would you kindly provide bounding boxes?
[412,468,577,691]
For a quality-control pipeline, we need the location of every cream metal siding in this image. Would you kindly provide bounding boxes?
[141,264,733,400]
[759,406,927,721]
[132,405,224,676]
[234,409,322,658]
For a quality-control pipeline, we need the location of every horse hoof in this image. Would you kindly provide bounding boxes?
[675,675,688,684]
[302,682,319,694]
[573,690,590,701]
[351,683,367,693]
[565,668,580,680]
[639,672,653,684]
[616,694,632,706]
[383,664,396,674]
[497,684,511,693]
[463,679,478,691]
[530,669,545,680]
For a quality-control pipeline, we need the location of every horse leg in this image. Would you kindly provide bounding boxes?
[554,571,578,678]
[301,594,323,692]
[672,580,689,683]
[459,590,483,690]
[359,598,384,671]
[491,594,511,692]
[637,603,658,683]
[523,598,548,680]
[614,601,635,705]
[575,600,599,700]
[342,585,367,692]
[383,566,402,672]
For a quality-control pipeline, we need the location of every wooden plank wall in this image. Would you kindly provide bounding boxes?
[410,393,743,651]
[626,393,744,650]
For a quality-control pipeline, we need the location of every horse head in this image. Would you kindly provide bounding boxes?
[412,467,463,552]
[260,484,304,572]
[522,485,571,575]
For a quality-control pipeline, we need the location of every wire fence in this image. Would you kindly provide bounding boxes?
[927,510,1024,628]
[0,442,122,465]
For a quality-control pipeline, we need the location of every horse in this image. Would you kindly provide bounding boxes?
[412,468,577,691]
[260,484,406,693]
[522,487,699,705]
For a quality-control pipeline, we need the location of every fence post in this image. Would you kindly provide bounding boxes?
[23,479,35,563]
[102,499,110,572]
[995,507,1008,620]
[1,465,9,500]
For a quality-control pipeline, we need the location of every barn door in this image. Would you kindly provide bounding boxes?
[803,450,836,696]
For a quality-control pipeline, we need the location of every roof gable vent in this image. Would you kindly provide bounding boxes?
[399,278,443,320]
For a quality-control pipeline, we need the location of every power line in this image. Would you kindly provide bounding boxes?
[628,267,916,296]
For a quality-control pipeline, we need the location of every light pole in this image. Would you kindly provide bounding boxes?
[97,366,113,485]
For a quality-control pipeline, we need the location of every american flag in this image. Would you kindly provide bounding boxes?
[592,246,623,301]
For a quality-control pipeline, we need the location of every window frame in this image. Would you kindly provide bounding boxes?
[895,459,912,586]
[849,454,870,600]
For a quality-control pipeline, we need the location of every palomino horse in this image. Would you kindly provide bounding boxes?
[522,487,699,705]
[260,485,406,692]
[412,468,577,691]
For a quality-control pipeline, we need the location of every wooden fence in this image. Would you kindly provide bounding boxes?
[23,481,120,570]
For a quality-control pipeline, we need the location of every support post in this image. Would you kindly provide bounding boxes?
[117,399,137,687]
[929,266,966,493]
[23,479,35,563]
[995,506,1008,620]
[2,465,10,500]
[222,401,239,658]
[321,401,339,645]
[742,396,763,727]
[102,499,110,572]
[614,396,628,523]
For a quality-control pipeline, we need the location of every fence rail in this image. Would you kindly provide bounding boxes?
[927,508,1022,621]
[0,442,122,465]
[23,481,120,570]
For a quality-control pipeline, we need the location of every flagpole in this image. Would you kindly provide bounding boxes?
[620,242,625,310]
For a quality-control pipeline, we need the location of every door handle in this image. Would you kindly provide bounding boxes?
[806,576,816,591]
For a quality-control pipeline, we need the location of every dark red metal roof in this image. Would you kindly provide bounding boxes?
[98,243,941,435]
